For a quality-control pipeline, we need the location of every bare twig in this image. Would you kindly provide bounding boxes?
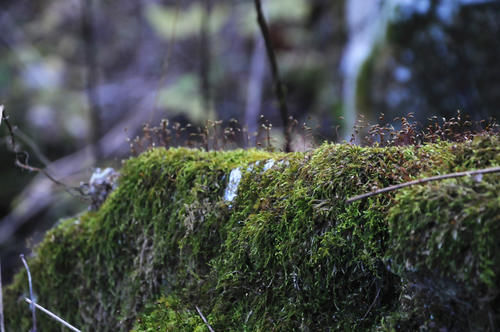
[0,98,155,246]
[0,259,5,332]
[12,127,52,167]
[1,107,89,199]
[253,0,291,152]
[24,299,81,332]
[14,160,86,198]
[195,305,215,332]
[20,254,36,332]
[1,106,15,147]
[346,166,500,203]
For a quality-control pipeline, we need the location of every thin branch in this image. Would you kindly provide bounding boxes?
[0,99,155,246]
[346,166,500,203]
[195,305,215,332]
[1,107,89,199]
[0,259,5,332]
[14,160,86,198]
[24,299,81,332]
[20,254,36,332]
[253,0,291,152]
[1,106,15,147]
[12,127,52,167]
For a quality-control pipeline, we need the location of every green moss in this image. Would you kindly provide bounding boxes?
[383,177,500,330]
[383,137,500,330]
[131,295,209,332]
[4,138,500,331]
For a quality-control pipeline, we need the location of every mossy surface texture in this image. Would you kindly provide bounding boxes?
[5,137,500,331]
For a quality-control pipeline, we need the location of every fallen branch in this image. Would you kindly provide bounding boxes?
[20,254,36,332]
[195,305,215,332]
[346,166,500,204]
[24,299,81,332]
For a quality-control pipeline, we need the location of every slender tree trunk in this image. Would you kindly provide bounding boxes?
[254,0,291,152]
[81,0,102,161]
[200,0,213,119]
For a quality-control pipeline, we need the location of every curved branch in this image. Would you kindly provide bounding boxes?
[346,166,500,203]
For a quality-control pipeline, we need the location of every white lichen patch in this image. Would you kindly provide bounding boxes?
[86,167,119,210]
[247,160,260,172]
[263,159,275,171]
[223,167,242,202]
[277,160,289,168]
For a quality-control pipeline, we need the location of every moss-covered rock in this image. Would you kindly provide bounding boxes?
[5,137,499,331]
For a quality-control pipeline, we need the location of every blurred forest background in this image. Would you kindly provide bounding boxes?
[1,0,499,282]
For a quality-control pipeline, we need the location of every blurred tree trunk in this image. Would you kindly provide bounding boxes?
[81,0,102,161]
[254,0,291,152]
[200,0,213,119]
[245,35,266,147]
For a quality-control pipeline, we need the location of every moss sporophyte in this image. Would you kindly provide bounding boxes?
[5,136,500,331]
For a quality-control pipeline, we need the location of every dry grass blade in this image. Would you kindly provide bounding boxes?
[20,254,36,332]
[195,305,215,332]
